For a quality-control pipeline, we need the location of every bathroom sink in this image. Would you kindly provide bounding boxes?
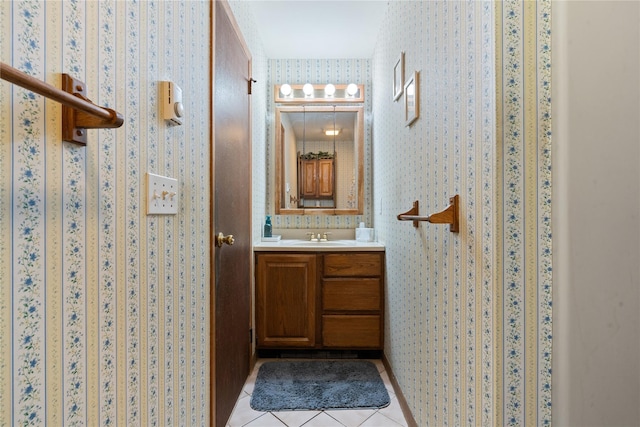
[288,239,351,247]
[254,239,384,252]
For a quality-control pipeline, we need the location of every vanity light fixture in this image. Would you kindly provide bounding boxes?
[325,129,340,136]
[303,83,314,97]
[274,83,364,103]
[280,83,293,97]
[324,83,336,97]
[346,83,358,97]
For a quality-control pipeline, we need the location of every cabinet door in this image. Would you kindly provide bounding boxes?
[256,254,317,348]
[317,159,334,198]
[301,160,317,197]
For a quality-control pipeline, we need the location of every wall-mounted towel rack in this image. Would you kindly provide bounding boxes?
[397,195,459,232]
[0,62,123,145]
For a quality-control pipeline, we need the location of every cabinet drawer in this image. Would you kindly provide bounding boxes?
[322,315,381,348]
[322,278,381,311]
[323,253,382,277]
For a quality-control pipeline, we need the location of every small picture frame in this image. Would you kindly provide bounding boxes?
[404,71,419,126]
[393,52,405,101]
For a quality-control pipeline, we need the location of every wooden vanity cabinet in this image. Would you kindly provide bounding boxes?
[255,253,317,348]
[255,251,384,350]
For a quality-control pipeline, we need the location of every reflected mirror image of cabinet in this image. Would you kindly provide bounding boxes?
[299,156,335,203]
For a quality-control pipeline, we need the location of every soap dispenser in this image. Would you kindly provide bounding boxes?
[263,215,272,238]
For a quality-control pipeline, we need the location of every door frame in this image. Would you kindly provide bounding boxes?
[209,1,254,425]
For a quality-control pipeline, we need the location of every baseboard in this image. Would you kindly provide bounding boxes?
[382,353,419,427]
[256,349,382,359]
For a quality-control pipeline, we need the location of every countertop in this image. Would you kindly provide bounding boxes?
[253,239,385,252]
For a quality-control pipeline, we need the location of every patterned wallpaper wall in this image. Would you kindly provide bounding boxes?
[1,1,211,425]
[372,1,551,426]
[227,0,268,245]
[266,59,373,229]
[496,2,552,425]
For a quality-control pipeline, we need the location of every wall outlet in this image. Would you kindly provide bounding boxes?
[147,172,179,215]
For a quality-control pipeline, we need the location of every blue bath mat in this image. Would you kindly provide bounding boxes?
[250,360,390,411]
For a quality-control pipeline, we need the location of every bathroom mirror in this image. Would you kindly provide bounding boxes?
[275,105,364,215]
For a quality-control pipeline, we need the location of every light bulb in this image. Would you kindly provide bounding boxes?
[346,83,358,96]
[324,83,336,97]
[303,83,314,97]
[280,83,292,96]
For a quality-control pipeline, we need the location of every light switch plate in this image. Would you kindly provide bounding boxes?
[147,172,179,215]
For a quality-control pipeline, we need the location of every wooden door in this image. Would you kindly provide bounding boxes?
[255,254,317,348]
[212,2,252,426]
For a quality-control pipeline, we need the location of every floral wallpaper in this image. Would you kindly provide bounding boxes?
[496,2,553,425]
[1,1,211,425]
[2,1,553,426]
[372,1,551,426]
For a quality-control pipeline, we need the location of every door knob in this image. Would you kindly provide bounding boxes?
[216,232,235,247]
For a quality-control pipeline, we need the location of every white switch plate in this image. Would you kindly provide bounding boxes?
[147,172,179,215]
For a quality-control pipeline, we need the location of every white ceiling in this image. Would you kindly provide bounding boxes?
[249,1,389,58]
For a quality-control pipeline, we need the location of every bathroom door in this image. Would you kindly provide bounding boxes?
[212,2,252,426]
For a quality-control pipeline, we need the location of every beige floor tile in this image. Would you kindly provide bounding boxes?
[376,397,407,427]
[359,412,404,427]
[301,412,345,427]
[272,410,321,426]
[243,412,288,427]
[325,408,377,427]
[377,370,396,396]
[243,375,257,395]
[227,394,266,427]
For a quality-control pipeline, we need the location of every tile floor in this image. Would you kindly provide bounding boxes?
[226,359,409,427]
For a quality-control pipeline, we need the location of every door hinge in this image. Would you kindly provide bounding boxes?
[248,78,257,95]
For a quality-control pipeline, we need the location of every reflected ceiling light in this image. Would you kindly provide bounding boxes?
[324,83,336,97]
[302,83,314,97]
[280,83,292,97]
[325,129,340,136]
[346,83,358,96]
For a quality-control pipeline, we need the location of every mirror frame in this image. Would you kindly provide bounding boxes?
[275,105,364,215]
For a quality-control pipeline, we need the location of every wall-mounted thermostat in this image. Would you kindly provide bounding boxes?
[159,81,184,125]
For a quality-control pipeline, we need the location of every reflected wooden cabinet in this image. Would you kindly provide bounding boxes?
[255,251,384,350]
[299,158,334,199]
